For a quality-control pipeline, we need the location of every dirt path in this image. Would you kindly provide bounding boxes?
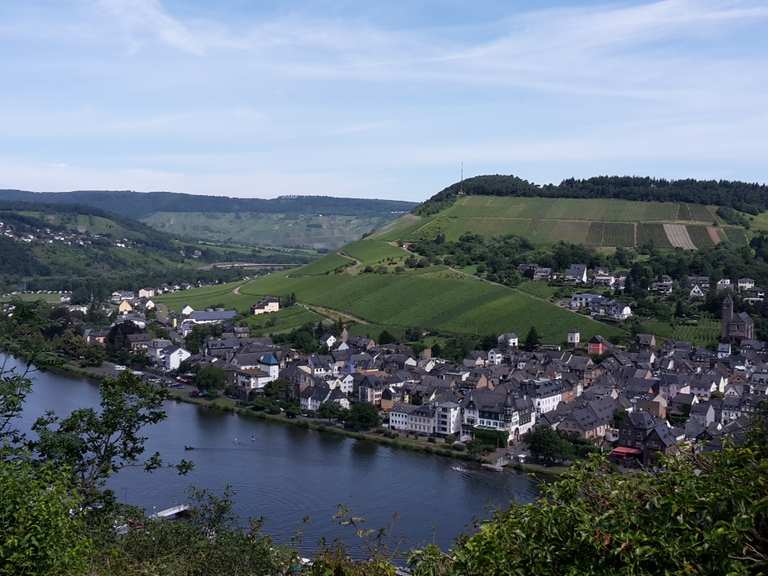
[232,284,242,295]
[300,303,370,325]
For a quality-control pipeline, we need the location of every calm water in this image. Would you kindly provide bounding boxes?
[11,355,538,556]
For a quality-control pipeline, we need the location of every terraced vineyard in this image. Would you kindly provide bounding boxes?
[391,196,747,250]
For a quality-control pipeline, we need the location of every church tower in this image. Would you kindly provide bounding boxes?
[721,295,734,340]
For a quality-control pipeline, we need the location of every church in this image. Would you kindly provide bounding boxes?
[721,295,754,342]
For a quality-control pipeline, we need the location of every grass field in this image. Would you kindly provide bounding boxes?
[641,318,721,347]
[391,196,743,249]
[243,306,324,336]
[289,252,352,276]
[226,265,623,342]
[341,239,408,264]
[156,282,251,312]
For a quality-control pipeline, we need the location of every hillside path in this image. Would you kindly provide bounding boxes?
[300,303,370,325]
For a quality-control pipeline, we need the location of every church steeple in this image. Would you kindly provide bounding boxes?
[721,294,734,340]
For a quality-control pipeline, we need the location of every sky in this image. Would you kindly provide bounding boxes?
[1,0,767,201]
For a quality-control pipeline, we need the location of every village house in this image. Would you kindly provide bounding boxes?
[737,278,755,292]
[588,335,609,356]
[163,346,191,372]
[251,296,280,315]
[138,288,156,299]
[565,263,588,284]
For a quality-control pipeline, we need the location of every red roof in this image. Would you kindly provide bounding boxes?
[611,446,642,456]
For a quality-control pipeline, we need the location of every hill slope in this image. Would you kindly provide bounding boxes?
[158,234,624,344]
[0,203,309,294]
[0,190,416,250]
[419,174,768,215]
[387,195,747,249]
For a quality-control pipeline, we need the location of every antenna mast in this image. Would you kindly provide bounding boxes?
[459,162,464,196]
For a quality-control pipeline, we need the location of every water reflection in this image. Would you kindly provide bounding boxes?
[12,355,539,556]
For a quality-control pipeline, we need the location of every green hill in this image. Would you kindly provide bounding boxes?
[158,234,624,344]
[386,195,748,249]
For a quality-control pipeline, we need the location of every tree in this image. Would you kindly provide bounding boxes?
[318,402,347,421]
[412,421,768,575]
[0,460,91,576]
[194,365,227,396]
[30,371,192,504]
[0,367,32,452]
[378,330,397,345]
[524,426,573,465]
[523,327,541,351]
[344,403,381,431]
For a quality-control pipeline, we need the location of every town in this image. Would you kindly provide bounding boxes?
[6,268,761,470]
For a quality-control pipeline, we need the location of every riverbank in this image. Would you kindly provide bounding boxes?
[165,386,485,464]
[18,355,565,475]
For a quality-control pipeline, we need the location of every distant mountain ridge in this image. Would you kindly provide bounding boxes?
[0,189,417,220]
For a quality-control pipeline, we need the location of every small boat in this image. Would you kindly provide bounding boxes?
[151,504,192,521]
[184,445,195,451]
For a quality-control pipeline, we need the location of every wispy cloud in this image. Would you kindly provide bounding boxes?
[0,0,766,198]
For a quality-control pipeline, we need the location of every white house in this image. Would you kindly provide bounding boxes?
[144,299,156,311]
[389,403,437,435]
[570,293,604,310]
[138,288,156,299]
[181,305,194,316]
[163,347,191,372]
[321,334,337,349]
[567,329,581,346]
[592,271,616,288]
[717,278,732,291]
[738,278,755,291]
[487,349,503,365]
[251,296,280,315]
[497,333,519,349]
[689,285,706,299]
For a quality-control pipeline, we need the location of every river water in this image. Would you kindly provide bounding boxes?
[11,355,538,557]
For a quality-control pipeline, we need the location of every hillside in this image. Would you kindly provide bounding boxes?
[157,234,624,344]
[419,174,768,215]
[0,203,311,294]
[0,190,416,250]
[389,195,748,249]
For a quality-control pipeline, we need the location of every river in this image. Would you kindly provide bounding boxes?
[11,355,538,557]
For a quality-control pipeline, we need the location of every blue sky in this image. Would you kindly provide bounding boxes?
[1,0,767,201]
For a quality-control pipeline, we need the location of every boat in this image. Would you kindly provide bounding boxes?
[150,504,192,521]
[184,445,195,451]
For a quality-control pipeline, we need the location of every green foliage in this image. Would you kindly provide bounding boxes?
[318,401,348,421]
[378,329,397,345]
[426,441,768,575]
[345,403,381,431]
[524,326,541,351]
[30,371,191,504]
[524,426,596,465]
[87,487,296,576]
[194,366,227,396]
[0,460,91,576]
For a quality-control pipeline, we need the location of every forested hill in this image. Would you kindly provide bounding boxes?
[0,189,416,220]
[418,175,768,215]
[0,201,175,251]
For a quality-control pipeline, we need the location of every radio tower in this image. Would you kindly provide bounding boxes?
[458,162,465,196]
